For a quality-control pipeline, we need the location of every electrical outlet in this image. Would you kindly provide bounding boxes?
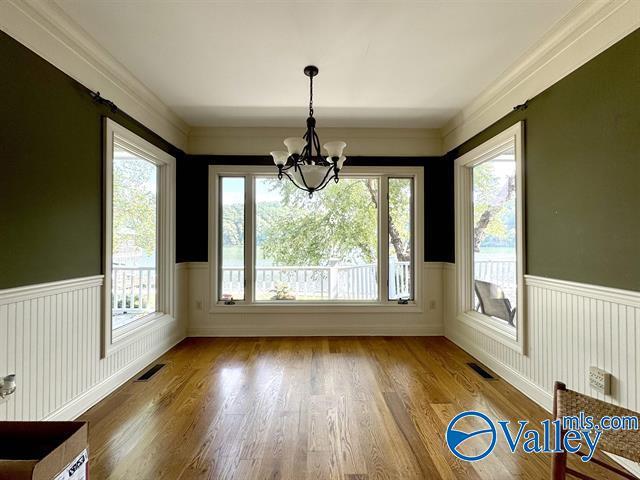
[429,300,437,310]
[589,366,611,395]
[195,300,202,310]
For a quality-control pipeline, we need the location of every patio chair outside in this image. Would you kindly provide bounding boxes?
[474,279,516,325]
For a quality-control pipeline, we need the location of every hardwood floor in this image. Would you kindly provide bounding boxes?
[80,337,628,479]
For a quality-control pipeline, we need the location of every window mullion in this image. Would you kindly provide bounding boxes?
[379,175,390,303]
[245,174,255,304]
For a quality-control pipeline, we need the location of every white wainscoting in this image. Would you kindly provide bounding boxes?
[444,264,640,412]
[183,262,444,336]
[0,272,187,421]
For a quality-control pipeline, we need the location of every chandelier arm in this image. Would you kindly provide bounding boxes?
[314,165,337,191]
[314,172,338,193]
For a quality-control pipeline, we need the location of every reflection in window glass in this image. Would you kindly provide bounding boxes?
[111,147,158,329]
[255,177,378,301]
[388,178,413,300]
[220,177,245,301]
[472,148,517,327]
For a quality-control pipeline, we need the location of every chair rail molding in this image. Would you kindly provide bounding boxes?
[441,0,640,151]
[0,0,188,149]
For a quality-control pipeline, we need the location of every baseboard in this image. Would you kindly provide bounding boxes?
[446,330,553,411]
[188,323,443,337]
[43,332,185,421]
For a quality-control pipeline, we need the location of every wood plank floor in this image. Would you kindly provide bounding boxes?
[80,337,628,479]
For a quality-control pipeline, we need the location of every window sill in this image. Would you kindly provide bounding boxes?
[209,301,422,315]
[104,312,175,357]
[457,310,523,354]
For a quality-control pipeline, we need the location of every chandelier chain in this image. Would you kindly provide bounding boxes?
[309,74,314,117]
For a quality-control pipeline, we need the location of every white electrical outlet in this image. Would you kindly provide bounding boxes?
[589,366,611,395]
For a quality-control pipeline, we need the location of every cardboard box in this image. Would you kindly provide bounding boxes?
[0,421,88,480]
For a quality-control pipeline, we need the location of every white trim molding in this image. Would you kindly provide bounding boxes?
[526,275,640,308]
[0,0,188,149]
[208,165,424,311]
[103,119,177,357]
[441,0,640,152]
[454,122,526,353]
[44,329,183,421]
[0,275,103,305]
[188,127,443,156]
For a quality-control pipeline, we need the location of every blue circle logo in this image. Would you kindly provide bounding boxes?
[446,411,497,461]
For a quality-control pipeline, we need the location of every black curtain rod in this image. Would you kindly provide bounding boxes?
[89,89,118,113]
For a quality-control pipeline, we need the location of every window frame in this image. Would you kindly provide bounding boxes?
[454,121,526,353]
[209,165,423,313]
[102,118,176,357]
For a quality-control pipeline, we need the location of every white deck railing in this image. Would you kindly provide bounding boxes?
[112,267,156,314]
[474,258,517,303]
[222,262,411,300]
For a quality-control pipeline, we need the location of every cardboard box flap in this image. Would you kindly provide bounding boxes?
[0,422,87,480]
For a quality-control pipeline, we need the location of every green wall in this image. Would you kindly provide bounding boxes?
[0,31,181,289]
[448,28,640,291]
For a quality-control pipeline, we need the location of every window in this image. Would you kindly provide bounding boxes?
[211,166,423,309]
[455,122,525,352]
[103,119,175,355]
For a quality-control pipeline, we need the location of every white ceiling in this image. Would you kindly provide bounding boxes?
[54,0,579,129]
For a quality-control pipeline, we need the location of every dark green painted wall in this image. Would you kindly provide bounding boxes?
[447,28,640,291]
[176,155,454,263]
[3,25,638,291]
[0,31,182,289]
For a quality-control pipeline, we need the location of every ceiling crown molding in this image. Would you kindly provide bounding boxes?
[441,0,640,153]
[0,0,188,150]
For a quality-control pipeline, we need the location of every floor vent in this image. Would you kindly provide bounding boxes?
[136,363,166,381]
[467,362,496,380]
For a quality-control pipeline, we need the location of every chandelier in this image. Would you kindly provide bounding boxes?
[270,65,347,196]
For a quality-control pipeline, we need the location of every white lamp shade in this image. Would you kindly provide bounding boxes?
[284,137,307,156]
[323,141,347,158]
[336,156,347,170]
[270,151,289,166]
[292,165,331,190]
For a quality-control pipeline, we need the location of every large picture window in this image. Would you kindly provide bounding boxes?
[455,122,525,352]
[210,166,422,308]
[103,119,175,355]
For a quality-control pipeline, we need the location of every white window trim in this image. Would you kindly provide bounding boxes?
[208,165,424,314]
[454,121,526,353]
[102,118,176,357]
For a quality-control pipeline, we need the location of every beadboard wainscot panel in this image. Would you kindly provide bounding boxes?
[0,272,186,421]
[183,262,444,336]
[444,263,640,474]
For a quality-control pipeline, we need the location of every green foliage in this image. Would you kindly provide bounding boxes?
[472,161,516,251]
[112,157,157,256]
[219,175,414,267]
[258,178,379,266]
[270,282,296,300]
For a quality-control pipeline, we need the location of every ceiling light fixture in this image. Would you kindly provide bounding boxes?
[270,65,347,196]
